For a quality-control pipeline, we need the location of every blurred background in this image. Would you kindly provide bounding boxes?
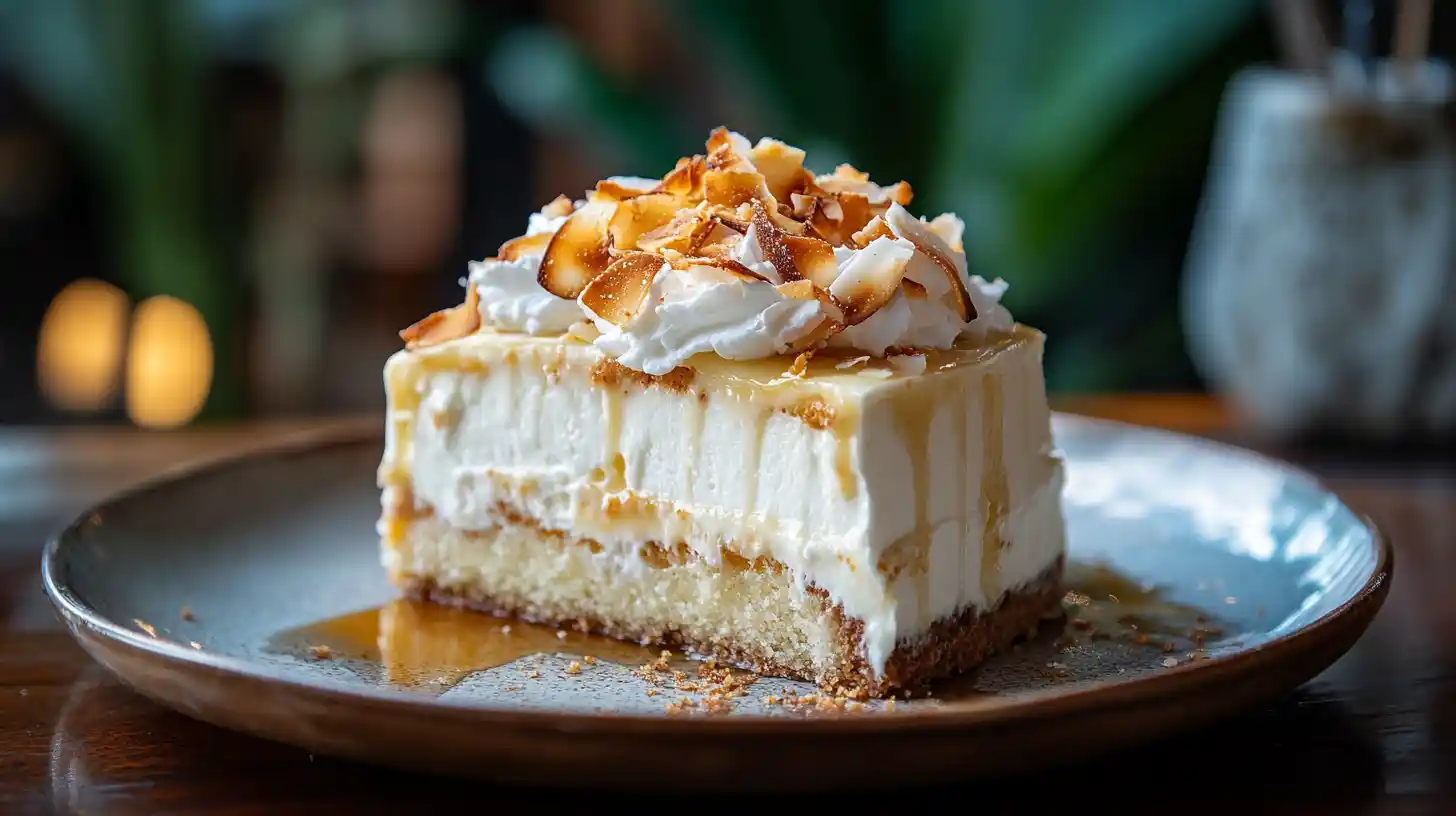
[0,0,1449,431]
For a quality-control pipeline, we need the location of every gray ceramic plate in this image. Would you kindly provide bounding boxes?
[42,416,1391,790]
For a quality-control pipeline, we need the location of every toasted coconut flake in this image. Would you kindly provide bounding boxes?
[538,199,617,299]
[691,222,745,258]
[656,155,707,200]
[706,168,772,211]
[882,181,914,207]
[497,231,554,261]
[776,279,845,325]
[750,204,838,287]
[884,203,975,321]
[674,256,769,282]
[707,127,753,160]
[776,279,819,300]
[579,252,664,327]
[927,213,965,252]
[594,177,656,202]
[750,138,815,204]
[828,236,914,325]
[701,208,750,233]
[789,193,819,220]
[808,192,873,246]
[608,193,684,252]
[815,166,913,209]
[850,215,896,248]
[541,195,575,218]
[400,285,481,349]
[633,209,709,255]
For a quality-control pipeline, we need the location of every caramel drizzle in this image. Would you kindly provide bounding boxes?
[979,371,1009,604]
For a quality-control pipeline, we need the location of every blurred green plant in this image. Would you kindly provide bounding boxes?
[488,0,1270,392]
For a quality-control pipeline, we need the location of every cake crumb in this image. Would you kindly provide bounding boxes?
[525,670,540,679]
[500,625,512,634]
[645,689,659,697]
[584,655,598,664]
[556,630,567,640]
[188,641,202,650]
[1162,657,1179,668]
[503,686,522,692]
[788,350,814,377]
[309,645,331,660]
[180,605,195,622]
[566,661,582,675]
[883,699,897,712]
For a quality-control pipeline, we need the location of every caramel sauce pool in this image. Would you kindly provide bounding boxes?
[268,562,1225,702]
[268,599,667,693]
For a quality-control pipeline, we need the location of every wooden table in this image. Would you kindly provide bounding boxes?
[2,397,1451,812]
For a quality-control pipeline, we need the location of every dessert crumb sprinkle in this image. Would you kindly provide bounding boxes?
[309,645,331,660]
[180,605,195,622]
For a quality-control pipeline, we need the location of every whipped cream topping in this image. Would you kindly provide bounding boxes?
[410,129,1016,373]
[585,261,827,376]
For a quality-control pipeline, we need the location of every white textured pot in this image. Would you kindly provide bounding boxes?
[1183,62,1456,441]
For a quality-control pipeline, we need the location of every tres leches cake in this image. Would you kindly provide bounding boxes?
[378,129,1066,698]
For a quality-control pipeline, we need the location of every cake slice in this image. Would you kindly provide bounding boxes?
[378,129,1066,698]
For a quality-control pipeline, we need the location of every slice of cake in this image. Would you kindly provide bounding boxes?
[378,129,1066,698]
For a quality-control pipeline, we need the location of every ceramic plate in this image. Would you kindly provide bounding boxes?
[42,416,1391,790]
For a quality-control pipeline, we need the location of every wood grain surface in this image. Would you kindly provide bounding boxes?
[1,398,1450,813]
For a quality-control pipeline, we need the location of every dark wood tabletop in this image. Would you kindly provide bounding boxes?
[2,397,1451,813]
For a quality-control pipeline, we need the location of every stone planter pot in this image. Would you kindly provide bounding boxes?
[1183,61,1456,442]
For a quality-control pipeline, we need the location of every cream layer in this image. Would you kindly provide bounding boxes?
[379,327,1065,676]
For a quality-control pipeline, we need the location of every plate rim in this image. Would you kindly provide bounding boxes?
[41,414,1393,736]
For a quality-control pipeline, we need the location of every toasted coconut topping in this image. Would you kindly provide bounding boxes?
[807,192,873,246]
[674,256,769,282]
[850,215,896,248]
[402,127,1003,362]
[712,213,750,233]
[538,199,616,299]
[750,204,837,287]
[608,193,683,252]
[579,252,664,326]
[634,209,708,255]
[706,168,772,211]
[706,127,753,161]
[926,212,965,253]
[541,195,576,218]
[749,138,816,204]
[885,203,975,321]
[498,231,554,261]
[829,236,914,325]
[776,279,845,325]
[814,164,913,209]
[656,155,707,199]
[401,284,481,348]
[594,177,656,202]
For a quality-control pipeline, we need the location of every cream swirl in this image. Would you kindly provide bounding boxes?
[583,262,826,376]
